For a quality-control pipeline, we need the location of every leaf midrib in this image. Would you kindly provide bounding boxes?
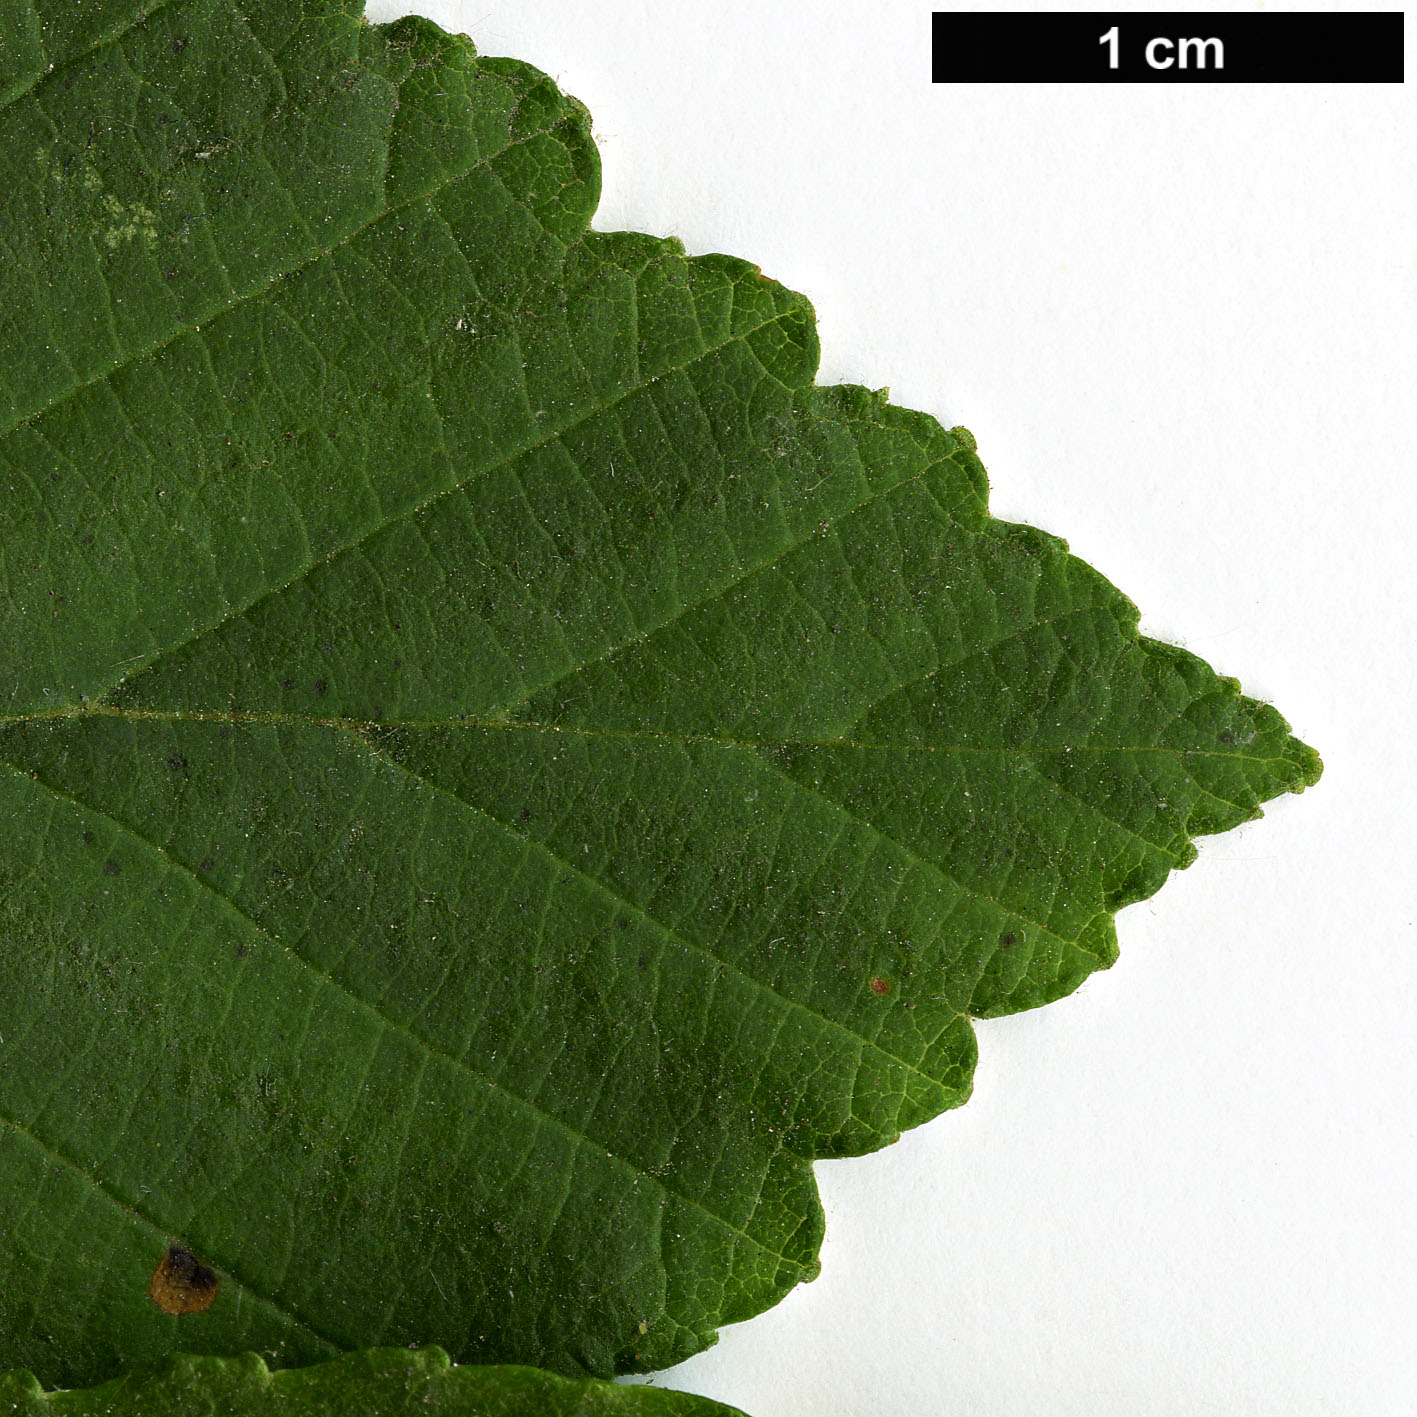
[0,703,1297,769]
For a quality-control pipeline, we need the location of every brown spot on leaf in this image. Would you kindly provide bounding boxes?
[149,1244,219,1316]
[869,976,890,996]
[102,859,120,877]
[999,930,1021,949]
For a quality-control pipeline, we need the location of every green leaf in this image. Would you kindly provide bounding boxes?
[0,1349,743,1416]
[0,0,1318,1391]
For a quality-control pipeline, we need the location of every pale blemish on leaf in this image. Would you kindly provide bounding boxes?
[99,194,158,250]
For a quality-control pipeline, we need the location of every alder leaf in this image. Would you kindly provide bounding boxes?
[0,1349,743,1416]
[0,0,1319,1392]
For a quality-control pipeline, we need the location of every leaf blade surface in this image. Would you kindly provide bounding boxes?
[0,0,1319,1389]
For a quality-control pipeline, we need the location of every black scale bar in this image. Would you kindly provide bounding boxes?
[932,12,1404,83]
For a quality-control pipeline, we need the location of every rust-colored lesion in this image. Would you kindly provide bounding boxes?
[148,1243,220,1316]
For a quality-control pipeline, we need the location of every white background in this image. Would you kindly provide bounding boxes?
[366,2,1415,1412]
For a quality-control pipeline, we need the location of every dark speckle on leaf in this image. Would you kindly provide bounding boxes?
[102,859,120,877]
[149,1244,219,1316]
